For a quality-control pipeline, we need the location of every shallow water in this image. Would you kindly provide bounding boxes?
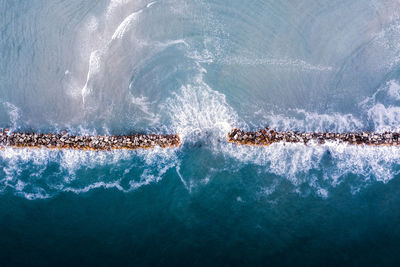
[1,0,400,265]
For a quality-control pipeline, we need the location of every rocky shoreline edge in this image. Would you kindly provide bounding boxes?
[0,129,180,151]
[227,128,400,146]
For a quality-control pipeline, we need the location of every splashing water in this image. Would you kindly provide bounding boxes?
[1,0,400,200]
[4,1,400,265]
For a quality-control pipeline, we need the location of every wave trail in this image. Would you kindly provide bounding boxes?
[111,9,143,40]
[0,145,179,200]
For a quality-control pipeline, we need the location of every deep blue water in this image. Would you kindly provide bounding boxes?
[1,0,400,265]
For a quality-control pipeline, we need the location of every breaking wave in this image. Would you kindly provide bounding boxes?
[0,146,178,200]
[2,0,400,200]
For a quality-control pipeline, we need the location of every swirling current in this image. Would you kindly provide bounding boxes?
[1,0,400,265]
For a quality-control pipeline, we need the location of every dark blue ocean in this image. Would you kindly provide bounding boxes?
[2,0,400,265]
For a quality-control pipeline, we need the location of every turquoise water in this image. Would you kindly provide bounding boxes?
[1,0,400,265]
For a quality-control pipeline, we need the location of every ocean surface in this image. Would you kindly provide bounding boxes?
[1,0,400,265]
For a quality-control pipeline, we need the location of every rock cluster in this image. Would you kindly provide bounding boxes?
[0,129,180,151]
[227,128,400,146]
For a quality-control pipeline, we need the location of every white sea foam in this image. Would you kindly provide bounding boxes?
[129,93,161,123]
[0,146,179,199]
[259,179,280,197]
[163,18,400,198]
[3,102,21,132]
[106,0,143,20]
[360,79,400,132]
[253,78,400,135]
[220,56,334,72]
[70,0,150,111]
[111,10,142,40]
[146,1,157,8]
[232,80,400,196]
[256,109,364,132]
[176,164,191,192]
[373,16,400,69]
[367,104,400,132]
[165,69,244,143]
[223,141,400,197]
[81,50,102,104]
[64,181,124,194]
[152,39,189,49]
[4,0,400,201]
[387,80,400,100]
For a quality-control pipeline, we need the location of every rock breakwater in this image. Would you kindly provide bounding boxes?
[227,128,400,146]
[0,129,180,151]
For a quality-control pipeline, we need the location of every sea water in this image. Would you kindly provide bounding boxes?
[1,0,400,265]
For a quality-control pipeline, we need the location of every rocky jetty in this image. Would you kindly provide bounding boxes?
[0,129,180,151]
[227,128,400,146]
